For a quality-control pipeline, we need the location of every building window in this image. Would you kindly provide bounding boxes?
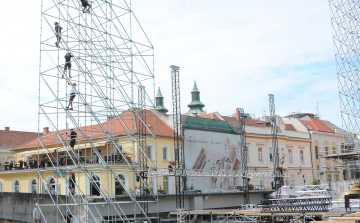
[302,175,306,185]
[288,149,293,163]
[317,165,320,170]
[162,176,169,194]
[333,147,336,154]
[300,150,304,163]
[146,146,151,159]
[269,148,273,162]
[325,147,328,155]
[335,175,339,181]
[290,175,295,187]
[30,179,37,193]
[281,148,285,163]
[15,181,20,192]
[162,146,170,161]
[258,148,263,162]
[260,179,265,190]
[115,174,126,195]
[90,175,101,196]
[48,178,56,193]
[146,145,154,160]
[12,179,20,193]
[315,146,319,159]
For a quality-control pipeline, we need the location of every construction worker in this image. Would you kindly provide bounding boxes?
[81,0,92,13]
[69,128,77,150]
[63,53,74,79]
[63,210,74,223]
[136,187,141,196]
[67,169,76,195]
[66,82,78,110]
[33,203,42,223]
[54,21,63,48]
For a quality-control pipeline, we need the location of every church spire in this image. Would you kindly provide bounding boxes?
[155,87,168,114]
[187,81,205,113]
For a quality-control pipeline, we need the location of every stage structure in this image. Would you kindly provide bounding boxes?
[38,0,156,222]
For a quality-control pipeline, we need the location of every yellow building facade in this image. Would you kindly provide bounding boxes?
[0,110,177,197]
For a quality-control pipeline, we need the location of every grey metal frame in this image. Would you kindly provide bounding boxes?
[38,0,157,222]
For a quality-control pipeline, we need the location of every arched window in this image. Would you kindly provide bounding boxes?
[90,175,101,196]
[44,177,56,193]
[115,174,126,195]
[12,179,20,193]
[28,178,38,193]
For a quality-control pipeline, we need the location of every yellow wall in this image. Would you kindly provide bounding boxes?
[0,135,176,196]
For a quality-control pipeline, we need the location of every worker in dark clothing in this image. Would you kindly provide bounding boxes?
[81,0,92,13]
[69,129,77,150]
[54,21,63,48]
[63,53,74,79]
[63,210,74,223]
[67,170,76,195]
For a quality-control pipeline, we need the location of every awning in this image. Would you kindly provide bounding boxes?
[14,140,107,157]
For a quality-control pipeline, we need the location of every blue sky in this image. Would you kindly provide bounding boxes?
[0,0,341,132]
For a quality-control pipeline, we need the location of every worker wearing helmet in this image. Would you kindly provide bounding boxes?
[33,203,42,223]
[54,21,63,48]
[81,0,92,13]
[63,210,74,223]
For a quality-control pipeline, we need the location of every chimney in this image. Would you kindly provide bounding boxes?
[236,108,240,121]
[5,127,10,131]
[43,127,49,135]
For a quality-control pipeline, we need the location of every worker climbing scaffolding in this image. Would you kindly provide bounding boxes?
[66,82,78,110]
[63,53,73,79]
[69,129,77,151]
[54,21,63,48]
[80,0,92,13]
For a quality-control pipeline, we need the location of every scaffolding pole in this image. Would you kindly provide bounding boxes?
[238,108,249,205]
[269,94,281,198]
[171,65,185,210]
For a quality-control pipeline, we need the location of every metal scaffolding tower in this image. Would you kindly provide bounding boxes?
[38,0,156,222]
[171,65,184,209]
[329,0,360,179]
[268,94,281,198]
[138,85,148,216]
[238,108,249,205]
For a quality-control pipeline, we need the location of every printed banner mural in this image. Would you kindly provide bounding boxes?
[184,129,241,191]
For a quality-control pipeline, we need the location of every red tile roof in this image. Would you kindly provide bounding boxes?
[285,124,296,131]
[0,129,41,149]
[200,113,222,120]
[300,115,334,133]
[200,112,269,127]
[221,115,269,127]
[13,109,176,150]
